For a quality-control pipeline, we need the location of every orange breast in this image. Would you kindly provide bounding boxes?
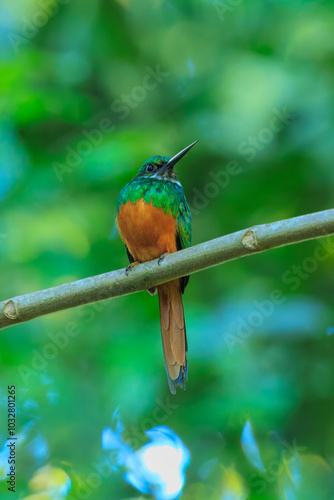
[117,199,178,262]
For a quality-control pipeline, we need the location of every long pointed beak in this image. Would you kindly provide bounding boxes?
[165,140,198,169]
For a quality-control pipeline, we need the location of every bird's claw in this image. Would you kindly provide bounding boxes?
[158,253,168,266]
[125,261,140,276]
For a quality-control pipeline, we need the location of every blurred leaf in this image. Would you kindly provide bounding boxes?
[28,464,71,498]
[221,467,249,500]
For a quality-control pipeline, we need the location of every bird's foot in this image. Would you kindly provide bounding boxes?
[158,252,168,266]
[125,261,140,276]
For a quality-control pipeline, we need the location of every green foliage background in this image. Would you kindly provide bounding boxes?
[1,0,334,498]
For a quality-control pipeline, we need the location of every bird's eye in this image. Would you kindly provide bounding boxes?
[146,164,155,172]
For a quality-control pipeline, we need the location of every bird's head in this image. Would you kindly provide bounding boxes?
[135,141,198,182]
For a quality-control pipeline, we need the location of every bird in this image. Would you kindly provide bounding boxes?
[116,141,197,393]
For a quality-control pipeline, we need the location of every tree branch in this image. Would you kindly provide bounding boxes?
[1,208,334,331]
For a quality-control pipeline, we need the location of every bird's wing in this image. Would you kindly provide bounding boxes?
[125,245,135,264]
[176,197,192,293]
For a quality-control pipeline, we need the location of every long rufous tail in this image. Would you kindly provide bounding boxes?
[158,280,188,394]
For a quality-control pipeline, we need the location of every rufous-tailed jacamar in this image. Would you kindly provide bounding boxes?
[116,141,197,394]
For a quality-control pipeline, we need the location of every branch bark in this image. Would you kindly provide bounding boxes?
[1,208,334,331]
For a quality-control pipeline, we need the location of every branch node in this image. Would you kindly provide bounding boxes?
[242,229,258,250]
[4,300,18,320]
